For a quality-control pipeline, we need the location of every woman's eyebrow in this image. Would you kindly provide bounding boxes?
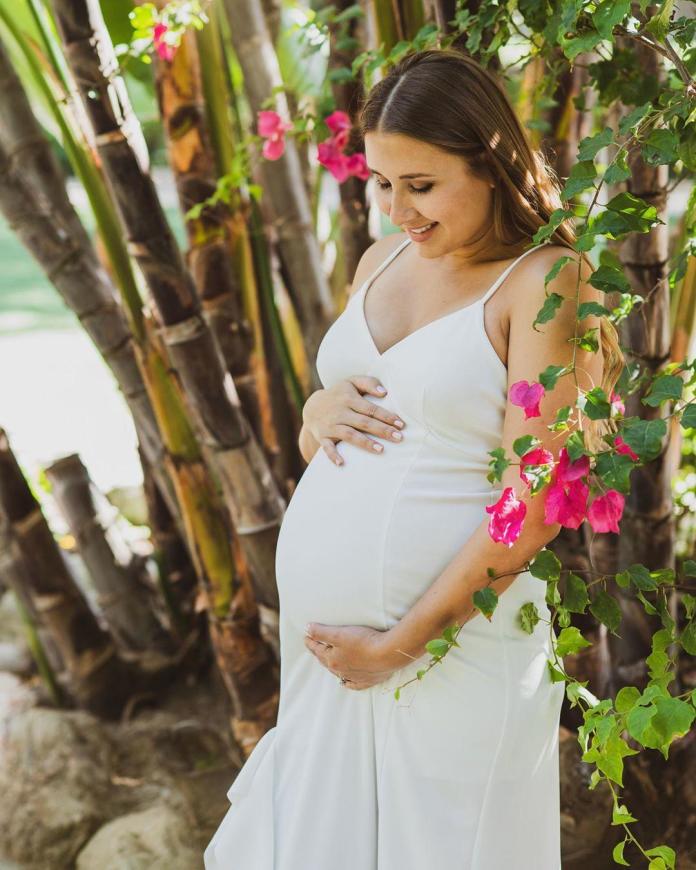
[368,168,436,179]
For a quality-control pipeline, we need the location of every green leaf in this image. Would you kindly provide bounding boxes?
[518,602,541,634]
[547,661,566,683]
[544,255,575,286]
[529,549,562,582]
[651,697,696,756]
[578,386,612,420]
[473,587,498,620]
[684,560,696,578]
[589,264,632,294]
[425,638,450,658]
[626,564,659,592]
[539,364,569,390]
[642,375,683,407]
[612,803,638,825]
[590,590,622,635]
[578,127,614,160]
[681,403,696,430]
[533,292,564,328]
[513,435,537,457]
[562,160,598,200]
[594,450,635,492]
[618,102,653,136]
[615,686,641,714]
[578,301,611,319]
[532,208,575,244]
[642,128,679,166]
[620,418,667,461]
[592,1,630,39]
[644,0,674,42]
[556,626,593,657]
[679,619,696,656]
[564,573,590,613]
[604,151,632,184]
[583,731,638,786]
[612,836,630,865]
[645,845,675,870]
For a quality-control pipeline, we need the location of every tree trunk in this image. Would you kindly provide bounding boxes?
[220,0,335,375]
[44,453,174,659]
[50,0,286,614]
[0,429,133,717]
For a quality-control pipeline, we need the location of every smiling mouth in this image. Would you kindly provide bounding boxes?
[407,222,438,234]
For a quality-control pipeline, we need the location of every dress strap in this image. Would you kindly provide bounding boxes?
[360,237,411,295]
[478,241,550,306]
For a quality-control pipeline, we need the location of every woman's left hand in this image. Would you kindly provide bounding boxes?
[304,623,396,690]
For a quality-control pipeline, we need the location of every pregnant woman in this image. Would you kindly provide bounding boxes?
[205,47,620,869]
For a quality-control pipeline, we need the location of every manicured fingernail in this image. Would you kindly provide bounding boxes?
[372,443,383,452]
[394,418,404,428]
[376,385,386,394]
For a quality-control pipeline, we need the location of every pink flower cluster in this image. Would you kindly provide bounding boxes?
[257,110,293,160]
[485,381,635,547]
[316,111,370,183]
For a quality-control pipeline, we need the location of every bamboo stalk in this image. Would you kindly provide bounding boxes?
[50,0,286,614]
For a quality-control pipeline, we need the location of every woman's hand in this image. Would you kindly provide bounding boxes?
[302,377,405,466]
[304,623,397,690]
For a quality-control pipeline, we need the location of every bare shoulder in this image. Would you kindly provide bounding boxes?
[347,233,409,299]
[507,243,598,321]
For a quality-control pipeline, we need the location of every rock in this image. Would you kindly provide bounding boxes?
[0,641,33,676]
[76,804,200,870]
[0,708,113,869]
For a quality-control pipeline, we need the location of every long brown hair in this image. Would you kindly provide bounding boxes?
[358,48,624,454]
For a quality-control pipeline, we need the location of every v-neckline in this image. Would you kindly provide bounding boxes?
[360,239,488,359]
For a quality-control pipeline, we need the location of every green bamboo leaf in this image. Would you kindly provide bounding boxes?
[590,590,622,635]
[564,573,590,613]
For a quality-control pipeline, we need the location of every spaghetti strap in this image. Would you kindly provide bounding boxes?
[479,240,550,305]
[360,237,411,295]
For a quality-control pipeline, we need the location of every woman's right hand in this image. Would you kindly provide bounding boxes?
[302,376,406,466]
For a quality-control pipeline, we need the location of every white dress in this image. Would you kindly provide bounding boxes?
[204,236,565,869]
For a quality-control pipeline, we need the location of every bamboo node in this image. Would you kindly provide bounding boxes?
[159,315,207,344]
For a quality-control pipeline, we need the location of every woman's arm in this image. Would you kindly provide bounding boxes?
[375,249,604,670]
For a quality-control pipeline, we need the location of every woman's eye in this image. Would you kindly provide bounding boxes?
[374,180,433,195]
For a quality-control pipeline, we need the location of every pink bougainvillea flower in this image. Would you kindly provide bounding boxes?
[614,435,639,462]
[325,110,352,134]
[543,476,589,529]
[318,139,351,182]
[257,110,292,161]
[587,490,625,534]
[485,486,527,547]
[610,390,625,416]
[519,446,555,485]
[153,22,177,62]
[556,446,590,483]
[324,111,351,150]
[509,380,545,419]
[345,152,371,181]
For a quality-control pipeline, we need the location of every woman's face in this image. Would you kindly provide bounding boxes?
[364,131,495,260]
